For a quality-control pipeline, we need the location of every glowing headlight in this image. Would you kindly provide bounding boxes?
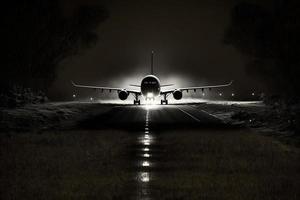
[147,93,154,98]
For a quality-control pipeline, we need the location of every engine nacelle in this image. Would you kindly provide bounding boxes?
[118,90,129,100]
[173,90,183,100]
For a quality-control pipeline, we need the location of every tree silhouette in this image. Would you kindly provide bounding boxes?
[1,0,108,94]
[225,0,300,102]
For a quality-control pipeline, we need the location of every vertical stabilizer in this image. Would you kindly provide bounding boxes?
[151,51,154,75]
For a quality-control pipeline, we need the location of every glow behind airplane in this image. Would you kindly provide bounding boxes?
[71,51,233,105]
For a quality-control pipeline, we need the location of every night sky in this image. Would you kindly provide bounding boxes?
[50,0,272,99]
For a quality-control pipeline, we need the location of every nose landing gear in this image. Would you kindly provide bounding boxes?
[145,97,155,101]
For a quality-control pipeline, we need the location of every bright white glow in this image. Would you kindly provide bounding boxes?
[144,104,161,110]
[143,147,150,152]
[145,127,149,131]
[90,97,94,101]
[147,93,154,98]
[138,172,150,182]
[72,94,76,98]
[252,92,255,96]
[143,153,150,158]
[232,93,235,97]
[202,93,205,96]
[143,139,151,145]
[144,134,150,139]
[142,161,150,167]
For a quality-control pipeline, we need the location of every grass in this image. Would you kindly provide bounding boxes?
[0,130,135,200]
[150,128,300,200]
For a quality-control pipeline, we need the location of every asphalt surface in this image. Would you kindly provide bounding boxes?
[78,104,229,199]
[2,103,298,199]
[79,104,227,131]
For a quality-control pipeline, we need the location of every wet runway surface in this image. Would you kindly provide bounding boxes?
[79,105,225,131]
[78,105,229,199]
[2,103,298,200]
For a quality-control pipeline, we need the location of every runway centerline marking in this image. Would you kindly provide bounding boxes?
[177,107,201,122]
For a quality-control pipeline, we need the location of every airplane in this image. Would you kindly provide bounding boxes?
[71,51,233,105]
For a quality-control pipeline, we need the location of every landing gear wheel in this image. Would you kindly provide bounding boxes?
[134,100,140,105]
[161,100,168,105]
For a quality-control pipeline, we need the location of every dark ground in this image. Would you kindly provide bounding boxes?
[0,102,299,199]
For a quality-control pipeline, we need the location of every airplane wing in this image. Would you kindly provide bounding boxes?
[160,80,233,95]
[71,81,141,95]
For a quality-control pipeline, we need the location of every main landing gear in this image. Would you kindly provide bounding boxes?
[161,99,168,105]
[134,100,141,105]
[161,94,169,105]
[133,93,140,105]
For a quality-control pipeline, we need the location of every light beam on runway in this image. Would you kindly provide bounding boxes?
[138,172,150,183]
[136,107,155,200]
[142,161,150,167]
[143,153,150,158]
[144,104,161,110]
[143,147,150,152]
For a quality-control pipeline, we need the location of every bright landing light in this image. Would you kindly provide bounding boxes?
[147,93,154,98]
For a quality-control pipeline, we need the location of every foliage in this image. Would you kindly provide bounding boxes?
[0,0,107,95]
[225,0,300,101]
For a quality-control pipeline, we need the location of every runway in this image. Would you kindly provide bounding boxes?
[1,102,298,200]
[78,104,226,131]
[77,104,228,200]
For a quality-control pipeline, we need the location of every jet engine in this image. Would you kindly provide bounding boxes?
[118,90,129,100]
[173,90,183,100]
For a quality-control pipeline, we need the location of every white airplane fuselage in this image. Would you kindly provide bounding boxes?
[140,75,161,99]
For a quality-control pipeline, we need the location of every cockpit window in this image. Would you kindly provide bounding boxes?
[144,81,157,84]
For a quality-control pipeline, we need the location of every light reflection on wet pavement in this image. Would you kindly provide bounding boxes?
[135,107,157,200]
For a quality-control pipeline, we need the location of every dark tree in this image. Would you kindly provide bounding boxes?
[225,0,300,102]
[0,0,108,95]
